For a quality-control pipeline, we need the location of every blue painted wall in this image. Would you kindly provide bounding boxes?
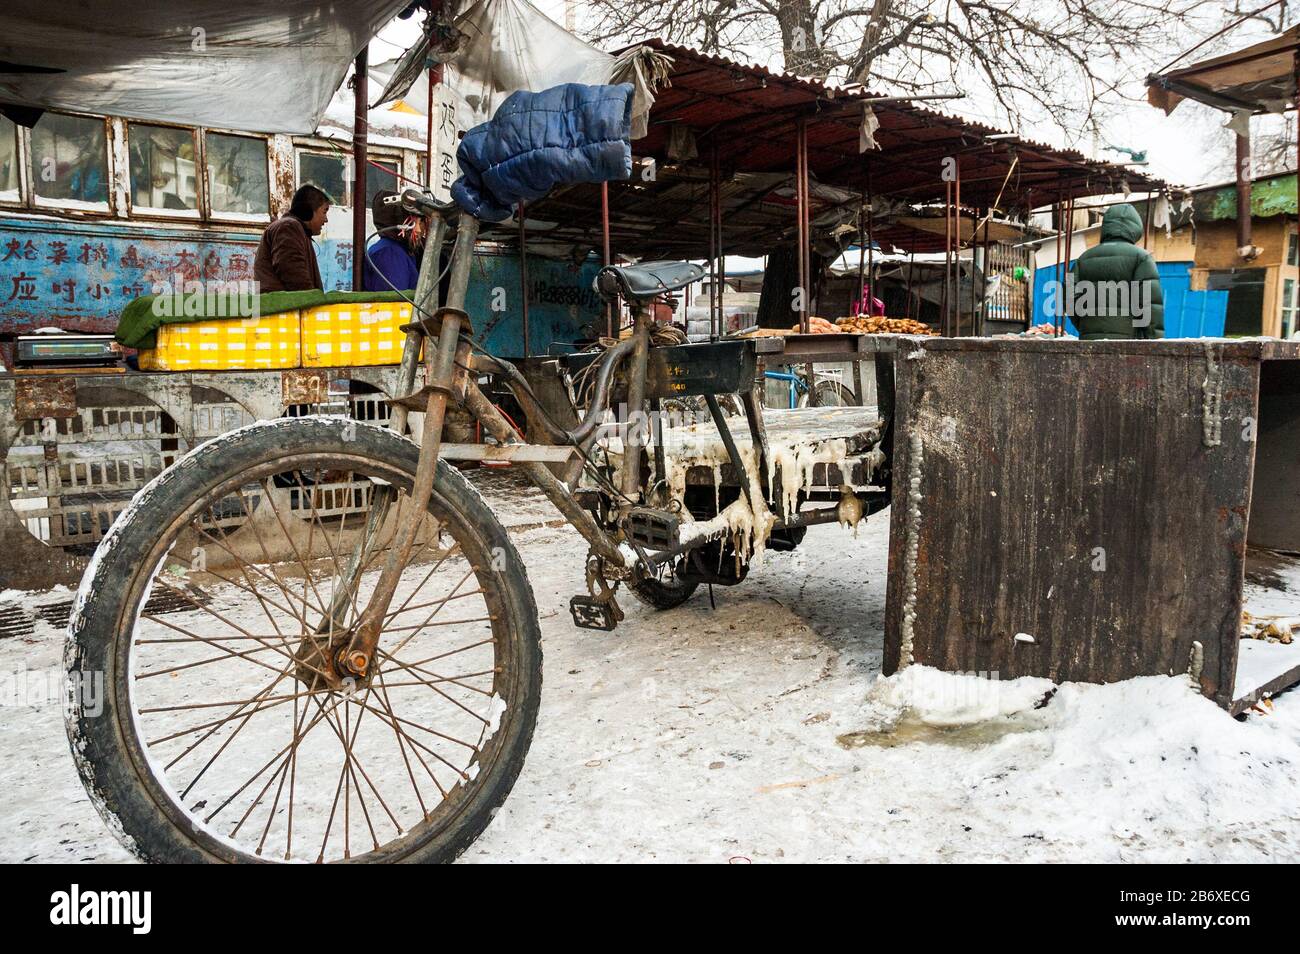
[1032,260,1228,338]
[0,216,601,356]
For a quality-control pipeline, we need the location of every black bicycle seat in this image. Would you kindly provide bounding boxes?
[595,261,705,301]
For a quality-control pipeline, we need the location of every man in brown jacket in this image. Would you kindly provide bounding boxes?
[253,185,330,291]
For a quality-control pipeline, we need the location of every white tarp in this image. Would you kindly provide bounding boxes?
[373,0,666,135]
[443,0,613,124]
[0,0,410,134]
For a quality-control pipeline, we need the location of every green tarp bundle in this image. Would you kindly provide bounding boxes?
[117,290,413,350]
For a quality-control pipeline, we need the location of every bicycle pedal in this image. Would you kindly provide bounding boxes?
[624,506,681,549]
[569,595,621,631]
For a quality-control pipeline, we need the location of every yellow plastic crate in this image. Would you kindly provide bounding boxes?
[301,301,412,367]
[137,313,302,371]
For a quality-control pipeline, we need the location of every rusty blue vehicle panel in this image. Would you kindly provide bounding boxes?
[1,216,601,356]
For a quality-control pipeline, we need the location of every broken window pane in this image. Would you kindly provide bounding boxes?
[0,116,18,200]
[207,133,269,216]
[31,113,109,205]
[298,152,347,206]
[129,123,198,211]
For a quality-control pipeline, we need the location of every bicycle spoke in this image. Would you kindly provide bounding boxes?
[118,449,515,863]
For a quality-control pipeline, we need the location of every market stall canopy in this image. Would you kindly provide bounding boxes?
[1147,25,1300,124]
[0,0,411,134]
[522,41,1164,259]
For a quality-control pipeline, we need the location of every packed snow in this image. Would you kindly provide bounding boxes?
[2,474,1299,863]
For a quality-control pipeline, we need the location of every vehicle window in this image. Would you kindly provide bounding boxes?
[31,113,109,204]
[0,116,18,200]
[129,123,198,211]
[298,152,347,206]
[207,133,269,216]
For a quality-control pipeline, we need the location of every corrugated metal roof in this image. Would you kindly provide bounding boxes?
[632,39,1164,202]
[521,39,1166,258]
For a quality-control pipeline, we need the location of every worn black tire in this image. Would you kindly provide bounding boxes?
[626,571,699,610]
[66,417,542,863]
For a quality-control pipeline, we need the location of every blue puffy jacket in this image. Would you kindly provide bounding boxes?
[452,83,634,222]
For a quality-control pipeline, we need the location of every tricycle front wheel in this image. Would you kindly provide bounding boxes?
[66,417,541,863]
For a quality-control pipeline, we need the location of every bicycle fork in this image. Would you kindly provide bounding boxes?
[332,217,481,683]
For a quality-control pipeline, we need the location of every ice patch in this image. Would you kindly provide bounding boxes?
[862,665,1056,729]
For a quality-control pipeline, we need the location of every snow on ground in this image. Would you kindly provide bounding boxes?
[2,474,1300,863]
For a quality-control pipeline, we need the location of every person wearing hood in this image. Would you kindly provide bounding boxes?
[363,190,420,293]
[1067,203,1164,339]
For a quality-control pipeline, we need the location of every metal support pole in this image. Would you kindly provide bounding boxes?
[710,140,721,341]
[796,117,810,335]
[967,207,975,334]
[979,210,992,337]
[1053,190,1064,336]
[602,182,614,337]
[1232,130,1253,257]
[518,200,530,357]
[954,163,962,335]
[857,193,867,315]
[796,116,814,402]
[426,66,435,186]
[1063,192,1076,333]
[865,168,874,313]
[905,246,915,319]
[946,178,956,337]
[619,303,652,504]
[351,47,369,291]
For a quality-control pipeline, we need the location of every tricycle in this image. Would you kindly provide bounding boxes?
[66,194,893,862]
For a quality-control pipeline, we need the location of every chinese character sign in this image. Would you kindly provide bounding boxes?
[432,85,463,205]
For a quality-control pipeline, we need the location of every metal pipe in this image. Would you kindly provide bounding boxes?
[796,117,809,335]
[351,46,369,291]
[1063,192,1076,333]
[426,64,435,186]
[646,503,853,568]
[322,214,447,630]
[954,162,962,335]
[1053,190,1064,336]
[602,182,613,337]
[1236,134,1253,253]
[518,200,530,357]
[1143,189,1154,252]
[710,139,721,341]
[462,384,626,569]
[619,304,652,503]
[348,304,464,675]
[865,168,873,313]
[905,246,915,320]
[796,116,814,403]
[390,216,448,435]
[857,193,867,315]
[968,205,977,334]
[704,394,752,507]
[446,215,480,310]
[946,178,956,335]
[979,210,992,337]
[471,337,638,447]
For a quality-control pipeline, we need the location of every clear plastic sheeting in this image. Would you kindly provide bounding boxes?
[374,0,664,133]
[0,0,411,134]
